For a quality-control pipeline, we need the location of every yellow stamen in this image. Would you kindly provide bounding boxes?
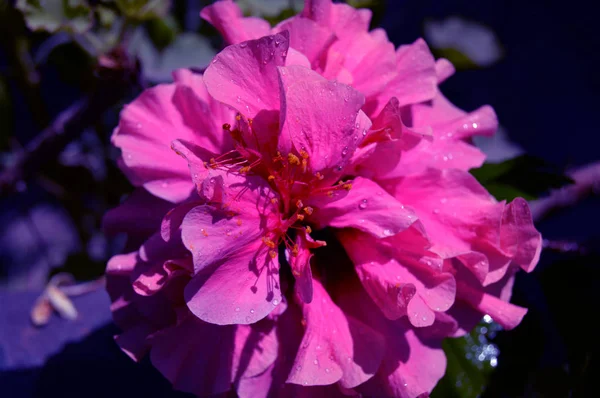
[326,191,333,197]
[303,206,313,215]
[299,149,309,159]
[296,214,305,221]
[343,183,353,191]
[262,237,276,249]
[269,250,277,259]
[296,200,304,208]
[288,153,300,165]
[305,226,312,234]
[271,198,279,204]
[268,175,275,182]
[315,172,324,180]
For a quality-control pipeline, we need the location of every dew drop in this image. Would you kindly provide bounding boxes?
[250,309,255,314]
[313,359,319,365]
[272,299,279,306]
[235,307,240,312]
[359,199,368,210]
[240,42,247,48]
[341,146,349,156]
[362,129,367,136]
[472,122,478,129]
[383,229,393,237]
[325,368,330,373]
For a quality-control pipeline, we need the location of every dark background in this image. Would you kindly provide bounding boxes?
[1,0,598,397]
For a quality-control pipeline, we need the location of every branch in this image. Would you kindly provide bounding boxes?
[0,49,139,195]
[530,161,600,222]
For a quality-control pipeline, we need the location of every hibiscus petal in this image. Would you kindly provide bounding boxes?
[200,0,271,45]
[204,32,290,119]
[385,169,511,282]
[279,73,369,174]
[233,321,279,381]
[274,17,336,66]
[334,277,446,398]
[181,205,263,273]
[313,177,418,238]
[366,38,437,116]
[185,239,282,325]
[287,279,385,388]
[102,188,172,239]
[150,315,236,396]
[112,84,193,202]
[340,230,455,327]
[500,197,542,272]
[286,231,316,304]
[325,30,397,98]
[412,90,498,140]
[435,58,455,83]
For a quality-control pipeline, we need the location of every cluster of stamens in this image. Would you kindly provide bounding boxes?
[213,119,353,258]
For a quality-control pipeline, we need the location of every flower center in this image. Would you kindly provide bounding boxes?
[204,119,351,259]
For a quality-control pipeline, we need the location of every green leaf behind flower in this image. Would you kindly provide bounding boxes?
[470,155,574,201]
[16,0,93,33]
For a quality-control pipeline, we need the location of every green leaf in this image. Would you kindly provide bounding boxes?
[16,0,93,33]
[470,155,574,201]
[432,321,500,398]
[145,14,178,51]
[431,47,479,70]
[115,0,170,21]
[263,7,297,27]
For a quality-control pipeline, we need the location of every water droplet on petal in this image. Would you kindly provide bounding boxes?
[250,309,255,314]
[325,368,330,373]
[383,229,393,236]
[235,307,240,312]
[359,199,368,210]
[313,359,319,365]
[341,146,349,156]
[272,299,279,306]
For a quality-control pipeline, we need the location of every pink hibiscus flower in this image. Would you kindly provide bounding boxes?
[104,2,542,397]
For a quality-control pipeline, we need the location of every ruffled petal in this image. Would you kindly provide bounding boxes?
[149,314,236,396]
[113,74,234,202]
[278,67,370,174]
[313,177,419,239]
[200,0,271,45]
[366,38,437,116]
[286,231,323,304]
[340,230,455,327]
[273,17,335,66]
[204,32,290,119]
[184,238,283,325]
[287,279,385,388]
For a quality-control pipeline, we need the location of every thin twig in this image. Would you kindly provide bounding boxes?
[0,49,139,195]
[530,161,600,222]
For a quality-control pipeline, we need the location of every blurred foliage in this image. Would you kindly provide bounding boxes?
[115,0,170,22]
[431,47,479,70]
[16,0,94,33]
[432,321,499,398]
[471,155,574,201]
